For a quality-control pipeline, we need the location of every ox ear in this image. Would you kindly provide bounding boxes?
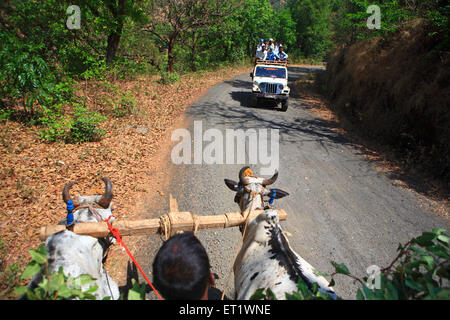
[270,188,289,199]
[224,179,239,192]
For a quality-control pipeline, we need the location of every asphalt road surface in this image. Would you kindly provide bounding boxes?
[139,66,449,300]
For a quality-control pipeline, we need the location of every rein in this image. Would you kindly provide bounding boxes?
[221,191,258,300]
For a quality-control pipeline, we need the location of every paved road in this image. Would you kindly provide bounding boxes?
[140,66,449,299]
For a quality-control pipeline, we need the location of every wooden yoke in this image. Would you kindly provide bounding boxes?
[39,194,287,241]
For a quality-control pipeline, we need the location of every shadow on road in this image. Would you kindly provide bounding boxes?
[229,91,282,111]
[187,98,352,149]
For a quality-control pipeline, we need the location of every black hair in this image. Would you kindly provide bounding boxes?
[152,232,211,300]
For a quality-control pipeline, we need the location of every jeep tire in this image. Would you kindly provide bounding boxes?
[281,99,288,112]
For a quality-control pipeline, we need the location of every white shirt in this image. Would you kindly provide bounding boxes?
[278,51,288,61]
[273,45,279,55]
[256,45,265,59]
[257,50,267,60]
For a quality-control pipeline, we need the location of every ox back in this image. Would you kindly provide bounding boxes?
[47,230,119,299]
[233,209,337,300]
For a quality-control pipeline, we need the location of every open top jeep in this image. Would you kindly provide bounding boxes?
[250,59,290,111]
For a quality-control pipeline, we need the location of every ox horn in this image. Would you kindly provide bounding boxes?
[62,181,80,207]
[97,177,113,209]
[262,170,278,186]
[239,166,251,185]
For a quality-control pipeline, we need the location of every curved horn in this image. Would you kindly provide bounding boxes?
[262,170,278,186]
[62,181,80,207]
[62,181,77,203]
[239,166,251,185]
[97,177,113,209]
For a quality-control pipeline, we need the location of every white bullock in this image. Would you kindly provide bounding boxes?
[23,178,119,300]
[225,167,337,300]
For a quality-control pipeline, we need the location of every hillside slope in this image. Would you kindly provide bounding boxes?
[325,20,449,185]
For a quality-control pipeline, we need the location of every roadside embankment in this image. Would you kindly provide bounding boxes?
[324,20,449,187]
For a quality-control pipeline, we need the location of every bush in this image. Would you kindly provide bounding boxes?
[112,92,137,118]
[0,238,22,299]
[39,104,105,143]
[14,245,103,300]
[251,228,450,300]
[38,104,71,142]
[0,32,55,119]
[158,71,180,85]
[68,104,106,143]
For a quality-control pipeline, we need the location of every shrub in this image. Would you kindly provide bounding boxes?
[251,228,450,300]
[0,239,22,299]
[14,245,103,300]
[38,104,70,142]
[39,103,105,143]
[112,92,137,118]
[68,104,106,143]
[158,71,180,85]
[39,115,71,142]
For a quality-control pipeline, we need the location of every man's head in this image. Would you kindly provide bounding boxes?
[279,45,284,52]
[152,232,214,300]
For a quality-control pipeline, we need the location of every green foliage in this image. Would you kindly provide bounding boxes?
[287,0,332,59]
[2,0,446,145]
[14,244,102,300]
[354,228,450,300]
[113,92,137,117]
[250,278,334,300]
[38,104,71,142]
[127,278,147,300]
[69,104,106,143]
[251,229,450,300]
[158,71,181,85]
[250,287,277,300]
[0,32,55,118]
[424,1,450,50]
[93,81,136,117]
[330,0,449,47]
[39,103,105,143]
[0,238,22,299]
[12,243,146,300]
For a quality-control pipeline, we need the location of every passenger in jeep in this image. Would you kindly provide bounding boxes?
[278,45,288,61]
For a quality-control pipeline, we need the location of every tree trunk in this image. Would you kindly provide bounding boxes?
[190,32,198,72]
[105,0,125,65]
[106,32,122,65]
[167,35,176,73]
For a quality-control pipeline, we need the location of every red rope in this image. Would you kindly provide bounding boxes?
[105,216,163,300]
